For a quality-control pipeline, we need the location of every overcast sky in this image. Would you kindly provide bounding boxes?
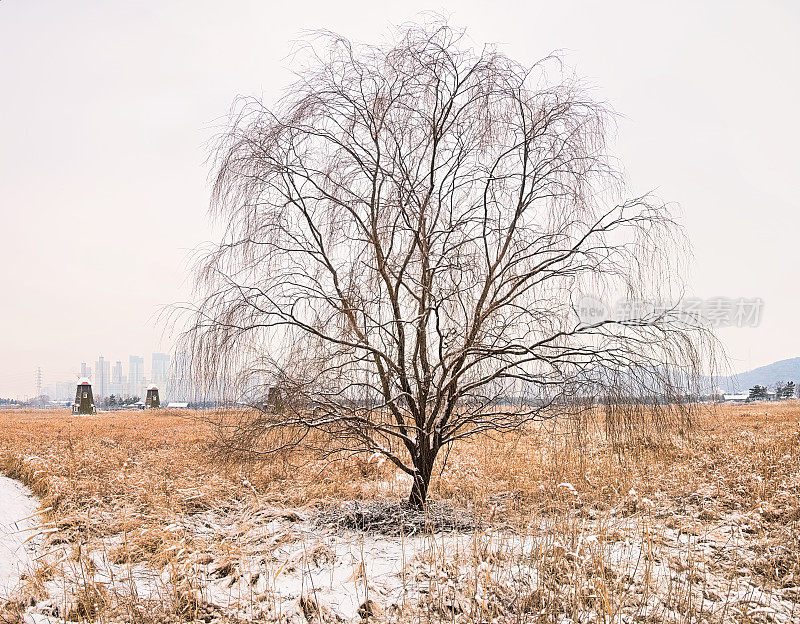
[1,1,798,398]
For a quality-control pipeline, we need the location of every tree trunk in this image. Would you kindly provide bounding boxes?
[408,472,429,509]
[407,445,437,509]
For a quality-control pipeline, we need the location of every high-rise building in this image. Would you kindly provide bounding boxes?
[95,356,110,398]
[112,361,123,384]
[80,362,92,381]
[109,360,125,397]
[151,353,170,386]
[129,355,144,397]
[53,381,73,402]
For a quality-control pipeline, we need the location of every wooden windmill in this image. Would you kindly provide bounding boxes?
[145,385,160,409]
[73,377,96,415]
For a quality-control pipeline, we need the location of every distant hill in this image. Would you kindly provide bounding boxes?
[716,357,800,393]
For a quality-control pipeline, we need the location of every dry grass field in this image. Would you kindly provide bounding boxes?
[0,403,798,623]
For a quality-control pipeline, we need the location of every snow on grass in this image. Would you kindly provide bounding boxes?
[1,405,799,622]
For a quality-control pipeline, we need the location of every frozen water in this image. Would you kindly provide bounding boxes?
[0,475,39,598]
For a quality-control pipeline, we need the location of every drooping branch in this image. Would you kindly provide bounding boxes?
[177,20,719,507]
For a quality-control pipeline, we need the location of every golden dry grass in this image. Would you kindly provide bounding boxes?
[4,404,795,514]
[0,403,798,623]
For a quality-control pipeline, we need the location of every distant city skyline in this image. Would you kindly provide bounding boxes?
[37,352,171,402]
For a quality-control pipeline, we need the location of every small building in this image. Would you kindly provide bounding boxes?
[166,402,189,409]
[722,393,749,403]
[266,386,285,412]
[145,385,160,409]
[72,377,96,415]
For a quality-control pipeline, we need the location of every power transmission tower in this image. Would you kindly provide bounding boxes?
[35,367,42,401]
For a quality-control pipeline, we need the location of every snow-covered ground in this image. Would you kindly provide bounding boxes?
[0,475,39,599]
[19,497,800,623]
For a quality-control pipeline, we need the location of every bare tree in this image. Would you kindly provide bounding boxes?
[181,22,715,508]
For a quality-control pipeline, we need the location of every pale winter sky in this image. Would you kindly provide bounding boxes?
[1,1,798,398]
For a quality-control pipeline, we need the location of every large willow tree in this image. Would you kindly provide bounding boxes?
[183,22,714,507]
